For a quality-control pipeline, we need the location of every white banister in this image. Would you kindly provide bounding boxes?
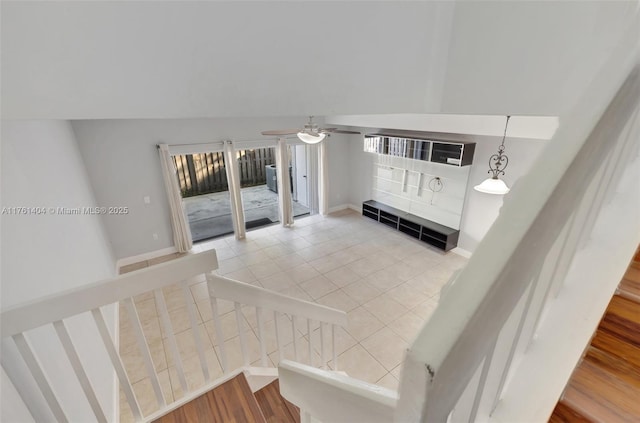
[234,302,250,366]
[396,24,640,421]
[123,298,165,408]
[292,316,300,362]
[332,324,338,371]
[274,311,284,363]
[279,360,397,423]
[2,248,350,422]
[307,319,313,367]
[154,289,188,394]
[256,307,268,367]
[91,307,142,421]
[206,275,347,327]
[1,250,219,338]
[53,320,108,423]
[180,281,210,383]
[12,332,68,423]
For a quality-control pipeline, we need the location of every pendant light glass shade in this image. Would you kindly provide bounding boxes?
[474,176,510,195]
[474,115,511,195]
[297,132,326,144]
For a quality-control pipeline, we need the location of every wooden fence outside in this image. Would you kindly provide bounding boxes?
[173,148,276,197]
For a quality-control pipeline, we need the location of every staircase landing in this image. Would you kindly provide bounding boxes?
[153,373,298,423]
[549,247,640,422]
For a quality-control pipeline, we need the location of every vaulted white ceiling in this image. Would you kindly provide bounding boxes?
[2,1,637,122]
[1,1,454,120]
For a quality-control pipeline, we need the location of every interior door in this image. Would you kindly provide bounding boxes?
[294,144,309,207]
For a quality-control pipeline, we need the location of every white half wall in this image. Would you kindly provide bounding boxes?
[1,120,117,421]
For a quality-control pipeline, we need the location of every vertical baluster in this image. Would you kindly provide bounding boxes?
[521,227,568,352]
[274,311,283,363]
[91,308,142,421]
[154,289,188,394]
[12,332,69,423]
[301,410,312,423]
[180,281,210,382]
[256,307,268,367]
[292,315,299,362]
[491,280,538,413]
[320,322,327,369]
[468,338,498,423]
[332,324,338,371]
[578,114,636,249]
[206,275,228,372]
[53,320,108,422]
[123,298,165,408]
[235,302,250,366]
[307,319,313,367]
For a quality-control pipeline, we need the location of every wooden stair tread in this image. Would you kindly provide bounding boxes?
[599,295,640,347]
[619,264,640,301]
[584,346,640,389]
[591,326,640,369]
[154,373,266,423]
[254,380,300,423]
[549,400,592,423]
[550,246,640,423]
[562,359,640,422]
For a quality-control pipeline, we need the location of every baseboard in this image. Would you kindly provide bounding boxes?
[116,246,178,269]
[328,204,350,213]
[451,247,472,258]
[347,203,361,213]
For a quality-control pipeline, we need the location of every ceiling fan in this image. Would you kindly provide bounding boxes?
[261,116,361,144]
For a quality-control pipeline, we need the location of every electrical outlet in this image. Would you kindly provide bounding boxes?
[152,233,158,240]
[144,196,151,204]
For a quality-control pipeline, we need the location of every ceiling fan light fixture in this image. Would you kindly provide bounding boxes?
[297,131,326,144]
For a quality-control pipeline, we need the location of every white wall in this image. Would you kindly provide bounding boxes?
[347,135,375,209]
[2,1,454,120]
[441,1,639,117]
[325,134,351,210]
[1,120,117,421]
[73,117,352,260]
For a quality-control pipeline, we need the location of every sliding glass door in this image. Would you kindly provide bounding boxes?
[236,147,281,230]
[173,152,234,242]
[171,139,312,243]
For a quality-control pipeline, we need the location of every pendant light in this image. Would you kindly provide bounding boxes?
[474,115,511,195]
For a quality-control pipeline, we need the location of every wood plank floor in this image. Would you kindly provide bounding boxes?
[154,373,266,423]
[254,380,300,423]
[549,246,640,422]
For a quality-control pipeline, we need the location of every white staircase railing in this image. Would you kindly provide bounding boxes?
[395,26,640,423]
[279,360,397,423]
[0,250,347,422]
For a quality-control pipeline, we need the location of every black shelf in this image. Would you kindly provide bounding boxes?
[362,200,459,251]
[364,131,475,167]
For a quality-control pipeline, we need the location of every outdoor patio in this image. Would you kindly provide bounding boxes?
[183,184,310,241]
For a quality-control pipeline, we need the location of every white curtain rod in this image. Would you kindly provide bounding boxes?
[157,136,299,150]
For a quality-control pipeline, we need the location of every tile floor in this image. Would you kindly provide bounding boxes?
[118,209,467,420]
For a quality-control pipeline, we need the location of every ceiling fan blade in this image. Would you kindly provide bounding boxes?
[323,129,362,135]
[261,129,300,136]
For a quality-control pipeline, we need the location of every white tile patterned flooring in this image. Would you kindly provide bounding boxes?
[118,209,467,420]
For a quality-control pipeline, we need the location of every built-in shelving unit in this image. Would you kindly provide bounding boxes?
[362,200,459,251]
[364,131,475,167]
